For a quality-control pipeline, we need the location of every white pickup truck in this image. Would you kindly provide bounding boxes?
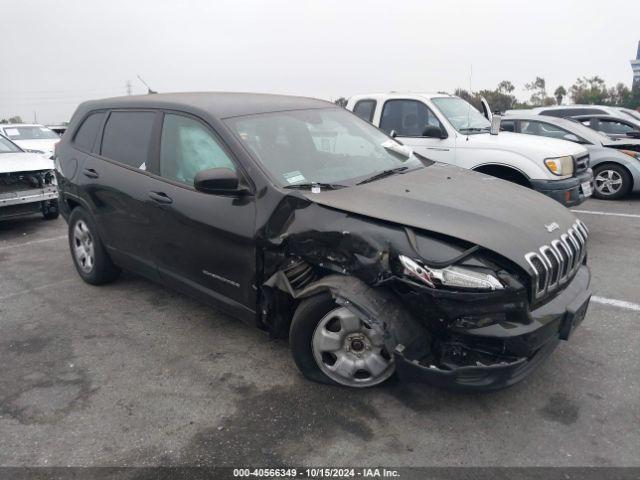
[347,93,593,207]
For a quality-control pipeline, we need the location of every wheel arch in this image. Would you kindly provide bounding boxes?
[472,163,532,188]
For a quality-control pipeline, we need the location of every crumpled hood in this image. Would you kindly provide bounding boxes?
[304,163,578,272]
[0,152,55,174]
[458,131,587,159]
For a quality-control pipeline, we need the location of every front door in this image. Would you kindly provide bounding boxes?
[377,99,455,163]
[147,112,257,320]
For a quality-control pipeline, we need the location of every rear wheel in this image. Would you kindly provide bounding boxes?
[68,207,120,285]
[290,294,395,387]
[593,164,631,199]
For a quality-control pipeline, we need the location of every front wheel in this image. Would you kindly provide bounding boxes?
[42,199,60,220]
[289,294,395,388]
[593,165,631,199]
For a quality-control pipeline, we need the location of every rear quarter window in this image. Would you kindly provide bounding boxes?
[73,112,105,152]
[100,111,156,170]
[352,100,377,122]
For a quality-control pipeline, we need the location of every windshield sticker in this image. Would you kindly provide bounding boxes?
[5,128,19,137]
[283,171,306,184]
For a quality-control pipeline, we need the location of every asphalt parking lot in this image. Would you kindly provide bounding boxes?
[0,195,638,468]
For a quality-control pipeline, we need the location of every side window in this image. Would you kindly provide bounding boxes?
[500,120,516,132]
[160,114,235,186]
[520,121,542,135]
[352,100,376,123]
[597,119,635,135]
[101,111,155,170]
[73,112,105,152]
[380,100,443,137]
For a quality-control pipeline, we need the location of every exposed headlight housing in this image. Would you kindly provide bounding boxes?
[398,255,504,291]
[620,149,640,160]
[544,155,574,176]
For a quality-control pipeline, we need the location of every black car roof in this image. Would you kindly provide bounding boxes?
[76,92,333,119]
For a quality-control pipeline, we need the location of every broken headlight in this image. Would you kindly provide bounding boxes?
[398,255,504,291]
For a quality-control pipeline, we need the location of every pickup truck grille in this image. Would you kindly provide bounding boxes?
[575,154,590,172]
[525,220,589,301]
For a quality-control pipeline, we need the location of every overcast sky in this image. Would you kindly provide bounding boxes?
[2,0,639,124]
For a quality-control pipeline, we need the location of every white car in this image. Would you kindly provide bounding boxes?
[0,134,59,221]
[505,104,640,126]
[0,123,61,158]
[347,92,593,207]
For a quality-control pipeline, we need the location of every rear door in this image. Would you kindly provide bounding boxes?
[377,99,455,163]
[146,112,257,320]
[81,109,161,279]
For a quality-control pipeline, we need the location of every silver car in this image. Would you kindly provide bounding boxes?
[501,114,640,199]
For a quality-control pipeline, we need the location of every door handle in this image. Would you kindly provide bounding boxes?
[83,168,99,179]
[148,191,173,204]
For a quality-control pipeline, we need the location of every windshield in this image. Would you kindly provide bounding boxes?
[431,97,491,134]
[0,136,22,153]
[225,108,423,187]
[2,126,60,140]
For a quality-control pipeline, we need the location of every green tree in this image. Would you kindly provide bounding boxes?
[569,76,608,104]
[525,77,549,106]
[334,97,348,108]
[0,116,23,124]
[554,86,567,105]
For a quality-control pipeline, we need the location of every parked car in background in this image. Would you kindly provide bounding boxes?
[56,92,592,391]
[47,124,69,137]
[505,104,626,118]
[0,124,60,157]
[617,107,640,122]
[347,92,593,207]
[501,114,640,199]
[571,114,640,140]
[0,134,59,221]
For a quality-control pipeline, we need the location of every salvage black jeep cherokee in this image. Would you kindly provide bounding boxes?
[56,93,591,391]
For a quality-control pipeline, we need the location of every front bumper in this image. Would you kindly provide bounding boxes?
[0,186,58,208]
[530,169,593,207]
[0,186,58,220]
[394,265,591,391]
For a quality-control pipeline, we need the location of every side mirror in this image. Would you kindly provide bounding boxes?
[194,168,249,195]
[562,133,581,143]
[422,125,447,139]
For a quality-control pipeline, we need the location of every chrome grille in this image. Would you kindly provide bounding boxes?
[575,154,590,172]
[525,220,589,300]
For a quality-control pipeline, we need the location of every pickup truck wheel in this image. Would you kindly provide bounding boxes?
[42,199,60,220]
[290,294,395,388]
[593,165,631,199]
[68,207,120,285]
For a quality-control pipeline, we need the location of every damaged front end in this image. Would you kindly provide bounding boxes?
[259,195,590,391]
[0,170,58,220]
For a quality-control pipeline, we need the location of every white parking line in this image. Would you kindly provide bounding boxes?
[572,209,640,219]
[592,296,640,312]
[0,235,67,251]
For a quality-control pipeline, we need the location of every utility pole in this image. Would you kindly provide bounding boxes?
[126,80,133,95]
[33,111,37,123]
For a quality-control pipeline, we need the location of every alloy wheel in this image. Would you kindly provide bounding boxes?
[594,169,623,196]
[73,220,95,273]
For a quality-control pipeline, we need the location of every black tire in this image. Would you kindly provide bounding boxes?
[289,290,419,388]
[68,207,120,285]
[42,199,60,220]
[289,293,342,385]
[593,164,632,200]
